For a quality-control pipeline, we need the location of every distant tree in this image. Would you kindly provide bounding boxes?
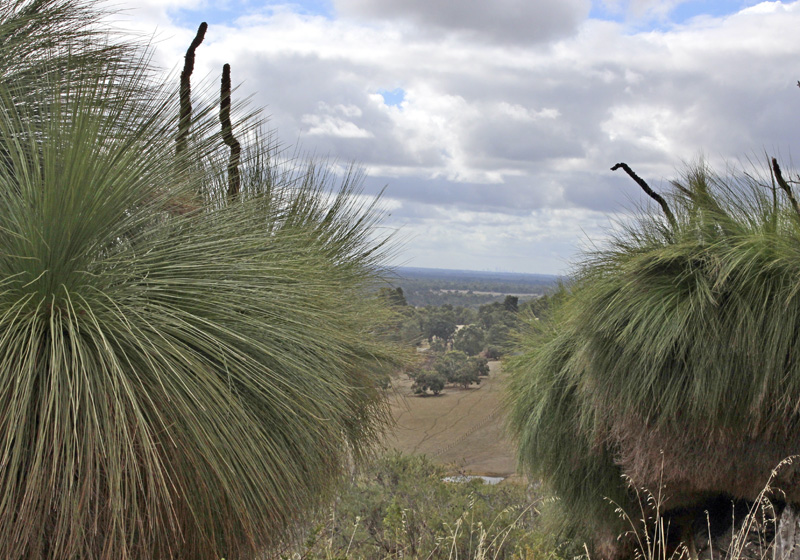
[430,351,482,388]
[433,351,469,383]
[470,356,490,377]
[378,286,408,307]
[452,306,477,325]
[486,324,512,355]
[412,371,446,395]
[450,361,481,389]
[478,302,507,330]
[453,324,485,356]
[478,300,524,351]
[421,308,457,343]
[503,295,519,312]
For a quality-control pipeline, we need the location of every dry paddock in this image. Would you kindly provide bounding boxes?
[382,360,518,478]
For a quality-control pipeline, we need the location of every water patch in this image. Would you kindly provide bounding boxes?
[443,475,505,485]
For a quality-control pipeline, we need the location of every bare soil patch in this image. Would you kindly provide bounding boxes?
[382,361,517,477]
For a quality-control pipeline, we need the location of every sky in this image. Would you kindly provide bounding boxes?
[105,0,800,274]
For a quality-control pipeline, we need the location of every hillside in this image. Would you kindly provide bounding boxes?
[383,360,516,477]
[388,267,560,307]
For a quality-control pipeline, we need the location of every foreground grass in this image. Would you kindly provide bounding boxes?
[279,452,569,560]
[275,453,796,560]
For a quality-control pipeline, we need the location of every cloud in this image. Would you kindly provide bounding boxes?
[302,102,374,138]
[386,202,624,273]
[599,0,693,19]
[109,0,800,274]
[333,0,591,44]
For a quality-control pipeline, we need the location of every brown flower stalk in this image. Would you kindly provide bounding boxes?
[177,22,207,156]
[771,157,800,219]
[221,63,241,198]
[612,162,677,230]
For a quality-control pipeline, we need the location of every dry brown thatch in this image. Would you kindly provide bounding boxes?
[609,415,800,509]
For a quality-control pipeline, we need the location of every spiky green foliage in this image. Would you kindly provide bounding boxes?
[0,2,404,558]
[505,287,633,550]
[507,161,800,552]
[0,0,120,76]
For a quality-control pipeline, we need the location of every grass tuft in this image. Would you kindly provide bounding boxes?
[0,1,407,557]
[507,159,800,554]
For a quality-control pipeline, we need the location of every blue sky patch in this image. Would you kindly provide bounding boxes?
[589,0,773,28]
[172,0,334,28]
[670,0,769,24]
[379,88,406,108]
[588,2,625,23]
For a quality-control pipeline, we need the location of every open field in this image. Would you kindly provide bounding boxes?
[382,361,517,477]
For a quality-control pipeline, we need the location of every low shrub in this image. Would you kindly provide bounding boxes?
[283,452,562,560]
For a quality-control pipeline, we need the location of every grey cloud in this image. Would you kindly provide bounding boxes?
[361,174,560,215]
[382,201,612,274]
[236,14,800,220]
[218,51,446,167]
[124,2,800,274]
[463,113,585,165]
[333,0,591,44]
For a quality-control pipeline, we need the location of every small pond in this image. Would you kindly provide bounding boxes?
[442,475,505,485]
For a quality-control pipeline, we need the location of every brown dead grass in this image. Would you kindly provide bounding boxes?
[610,415,800,508]
[382,361,517,477]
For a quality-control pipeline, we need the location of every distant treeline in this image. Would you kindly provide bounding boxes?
[388,267,561,308]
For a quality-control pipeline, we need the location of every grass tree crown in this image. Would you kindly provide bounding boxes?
[0,1,405,558]
[507,160,800,556]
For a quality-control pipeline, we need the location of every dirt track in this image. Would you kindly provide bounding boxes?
[382,361,517,477]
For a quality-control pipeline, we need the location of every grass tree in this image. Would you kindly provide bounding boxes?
[0,1,404,558]
[507,160,800,556]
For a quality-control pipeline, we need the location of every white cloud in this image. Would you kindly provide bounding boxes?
[302,115,374,138]
[300,102,372,138]
[741,1,792,15]
[390,204,625,274]
[333,0,591,44]
[107,0,800,274]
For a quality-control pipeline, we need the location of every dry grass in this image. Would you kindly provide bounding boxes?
[384,361,517,477]
[611,418,800,508]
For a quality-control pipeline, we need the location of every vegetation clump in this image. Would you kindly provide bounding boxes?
[0,1,404,558]
[411,351,489,395]
[287,452,553,560]
[507,161,800,556]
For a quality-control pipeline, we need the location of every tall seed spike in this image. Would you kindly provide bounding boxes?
[221,63,241,199]
[176,22,207,156]
[612,162,678,230]
[772,157,800,219]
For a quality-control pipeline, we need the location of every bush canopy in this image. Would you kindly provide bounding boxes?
[507,160,800,554]
[0,1,404,558]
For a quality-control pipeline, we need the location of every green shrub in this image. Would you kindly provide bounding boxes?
[0,2,405,557]
[507,161,800,554]
[454,324,486,356]
[289,452,554,560]
[412,370,447,395]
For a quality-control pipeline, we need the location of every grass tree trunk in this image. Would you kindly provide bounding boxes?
[776,506,800,560]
